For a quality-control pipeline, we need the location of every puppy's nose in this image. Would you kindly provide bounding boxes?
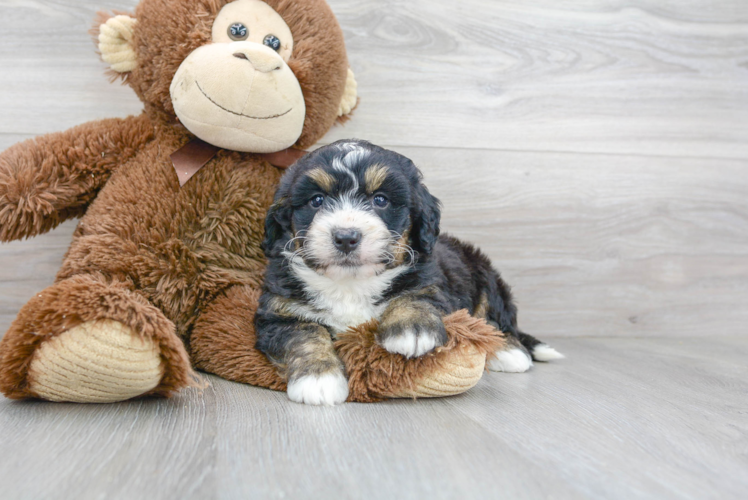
[333,229,361,254]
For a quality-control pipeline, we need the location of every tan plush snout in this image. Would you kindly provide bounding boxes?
[231,44,283,73]
[170,40,306,153]
[101,0,358,152]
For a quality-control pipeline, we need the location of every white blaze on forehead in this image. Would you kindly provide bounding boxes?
[331,143,370,191]
[338,142,370,168]
[331,158,359,191]
[335,141,366,153]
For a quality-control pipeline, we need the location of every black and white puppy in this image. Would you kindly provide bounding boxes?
[256,140,563,405]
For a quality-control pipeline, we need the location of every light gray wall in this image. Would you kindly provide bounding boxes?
[1,0,746,337]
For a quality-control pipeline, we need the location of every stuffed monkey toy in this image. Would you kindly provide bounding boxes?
[0,0,503,404]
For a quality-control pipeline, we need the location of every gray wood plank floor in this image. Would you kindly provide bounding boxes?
[1,0,747,498]
[1,337,746,500]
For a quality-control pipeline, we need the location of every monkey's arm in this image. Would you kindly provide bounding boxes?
[0,113,154,242]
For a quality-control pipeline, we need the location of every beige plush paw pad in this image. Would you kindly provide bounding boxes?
[28,320,163,403]
[388,344,486,398]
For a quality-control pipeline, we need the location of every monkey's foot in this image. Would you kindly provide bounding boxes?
[0,274,196,402]
[337,309,506,402]
[28,320,163,403]
[387,343,487,398]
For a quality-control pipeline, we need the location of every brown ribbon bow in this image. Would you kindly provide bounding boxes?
[170,137,308,187]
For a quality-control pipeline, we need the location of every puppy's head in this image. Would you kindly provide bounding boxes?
[263,139,441,275]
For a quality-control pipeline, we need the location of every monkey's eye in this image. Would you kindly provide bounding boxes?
[228,23,248,41]
[309,195,325,208]
[263,34,282,52]
[372,194,389,208]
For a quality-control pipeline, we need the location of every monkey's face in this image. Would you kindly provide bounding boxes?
[98,0,355,151]
[169,0,305,152]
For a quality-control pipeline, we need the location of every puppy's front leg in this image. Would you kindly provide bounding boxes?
[256,317,348,406]
[378,292,448,359]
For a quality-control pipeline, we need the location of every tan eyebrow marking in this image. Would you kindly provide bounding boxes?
[364,164,389,193]
[473,292,490,319]
[392,226,411,266]
[306,168,336,192]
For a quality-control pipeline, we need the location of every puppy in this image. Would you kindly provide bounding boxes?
[256,140,563,405]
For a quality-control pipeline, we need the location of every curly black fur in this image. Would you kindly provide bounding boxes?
[256,140,556,381]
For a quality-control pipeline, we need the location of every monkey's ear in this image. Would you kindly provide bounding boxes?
[97,15,137,73]
[412,182,442,256]
[337,68,358,118]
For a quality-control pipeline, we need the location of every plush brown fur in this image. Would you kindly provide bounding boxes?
[191,289,504,403]
[191,286,288,392]
[0,273,195,399]
[338,310,505,403]
[0,0,501,403]
[0,115,154,241]
[0,0,348,401]
[93,0,349,150]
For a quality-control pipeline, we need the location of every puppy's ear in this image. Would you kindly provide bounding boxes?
[412,181,442,255]
[262,198,291,257]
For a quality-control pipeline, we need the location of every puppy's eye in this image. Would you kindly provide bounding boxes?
[263,34,282,52]
[372,194,389,208]
[309,195,325,208]
[228,23,249,41]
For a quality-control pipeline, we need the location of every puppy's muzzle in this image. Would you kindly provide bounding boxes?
[332,228,361,255]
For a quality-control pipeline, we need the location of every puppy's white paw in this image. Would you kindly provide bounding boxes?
[382,329,438,358]
[488,347,533,373]
[532,343,565,361]
[287,372,349,406]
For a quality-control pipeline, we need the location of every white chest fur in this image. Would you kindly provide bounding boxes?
[287,259,408,333]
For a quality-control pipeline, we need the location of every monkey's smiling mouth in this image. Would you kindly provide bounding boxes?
[196,81,292,120]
